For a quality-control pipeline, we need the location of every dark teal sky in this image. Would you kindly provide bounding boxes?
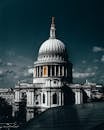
[0,0,104,87]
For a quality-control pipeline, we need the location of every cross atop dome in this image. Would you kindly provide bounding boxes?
[50,17,56,39]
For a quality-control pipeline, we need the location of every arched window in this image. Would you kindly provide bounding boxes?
[43,93,45,104]
[53,93,57,104]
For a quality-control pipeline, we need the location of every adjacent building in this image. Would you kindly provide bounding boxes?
[0,88,14,105]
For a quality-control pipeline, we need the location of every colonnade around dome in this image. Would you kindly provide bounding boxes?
[34,65,68,78]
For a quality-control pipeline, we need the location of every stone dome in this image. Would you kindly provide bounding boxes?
[37,17,68,62]
[39,38,66,55]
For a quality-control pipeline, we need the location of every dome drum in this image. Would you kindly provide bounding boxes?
[33,17,73,84]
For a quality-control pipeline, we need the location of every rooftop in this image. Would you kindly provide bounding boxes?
[19,102,104,130]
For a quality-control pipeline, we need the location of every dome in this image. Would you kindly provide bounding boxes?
[39,38,66,55]
[37,17,68,62]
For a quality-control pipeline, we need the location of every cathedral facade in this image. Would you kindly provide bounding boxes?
[14,18,91,121]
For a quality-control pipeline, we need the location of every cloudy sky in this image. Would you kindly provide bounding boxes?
[0,0,104,88]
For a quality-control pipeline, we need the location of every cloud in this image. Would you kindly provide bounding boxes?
[73,72,95,78]
[0,59,2,63]
[72,69,75,72]
[101,55,104,62]
[0,69,16,77]
[86,67,92,72]
[7,62,15,66]
[93,59,99,63]
[0,58,4,65]
[82,60,86,64]
[0,50,34,87]
[5,50,15,57]
[28,68,33,74]
[0,70,3,76]
[23,68,33,77]
[92,46,104,52]
[14,75,19,79]
[7,62,13,66]
[93,66,98,70]
[5,70,15,75]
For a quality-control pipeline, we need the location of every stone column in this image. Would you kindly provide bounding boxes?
[27,91,31,106]
[75,89,83,104]
[36,67,37,77]
[15,90,20,102]
[47,91,48,105]
[31,91,34,106]
[59,92,61,105]
[47,91,50,106]
[61,92,64,105]
[27,90,34,107]
[40,93,41,105]
[62,66,64,76]
[33,67,36,77]
[58,66,60,76]
[50,65,52,76]
[26,89,35,121]
[54,65,56,76]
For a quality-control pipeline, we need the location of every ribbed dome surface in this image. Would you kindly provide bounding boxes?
[39,38,66,55]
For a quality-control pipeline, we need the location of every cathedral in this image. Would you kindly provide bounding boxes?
[14,17,94,121]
